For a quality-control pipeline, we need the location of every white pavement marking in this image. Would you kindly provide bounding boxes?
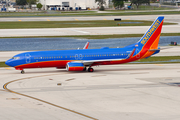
[70,29,90,34]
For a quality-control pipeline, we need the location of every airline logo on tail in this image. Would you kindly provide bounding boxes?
[141,19,161,45]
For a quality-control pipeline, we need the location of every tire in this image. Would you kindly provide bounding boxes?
[21,70,25,74]
[88,68,94,72]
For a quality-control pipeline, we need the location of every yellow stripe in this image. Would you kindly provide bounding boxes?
[5,68,11,70]
[155,64,163,66]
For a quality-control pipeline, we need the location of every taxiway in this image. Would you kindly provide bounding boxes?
[1,64,180,120]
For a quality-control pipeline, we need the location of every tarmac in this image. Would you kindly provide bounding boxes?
[1,63,180,120]
[0,25,180,37]
[0,14,180,23]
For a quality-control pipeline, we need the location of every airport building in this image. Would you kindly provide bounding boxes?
[38,0,110,10]
[160,0,180,3]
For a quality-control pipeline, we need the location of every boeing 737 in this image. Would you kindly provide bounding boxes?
[5,16,164,74]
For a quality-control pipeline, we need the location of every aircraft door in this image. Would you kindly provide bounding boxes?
[25,54,31,63]
[75,54,78,60]
[79,54,83,60]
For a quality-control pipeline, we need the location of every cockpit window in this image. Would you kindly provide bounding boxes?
[12,57,20,60]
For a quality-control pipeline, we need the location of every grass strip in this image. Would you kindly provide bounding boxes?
[131,56,180,64]
[0,20,175,29]
[1,56,180,67]
[0,62,9,67]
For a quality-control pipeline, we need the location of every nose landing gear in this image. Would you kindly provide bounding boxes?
[21,70,25,74]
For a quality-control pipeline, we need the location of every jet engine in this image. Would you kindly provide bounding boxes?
[66,62,85,71]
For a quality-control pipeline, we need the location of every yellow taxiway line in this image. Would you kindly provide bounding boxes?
[3,74,98,120]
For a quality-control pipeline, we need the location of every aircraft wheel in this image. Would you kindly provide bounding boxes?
[88,68,94,72]
[21,70,25,74]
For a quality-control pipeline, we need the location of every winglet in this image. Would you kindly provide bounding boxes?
[83,41,89,49]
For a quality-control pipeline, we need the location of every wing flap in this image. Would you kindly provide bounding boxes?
[82,58,123,66]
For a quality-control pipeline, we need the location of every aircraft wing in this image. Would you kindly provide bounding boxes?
[82,58,123,66]
[82,48,136,66]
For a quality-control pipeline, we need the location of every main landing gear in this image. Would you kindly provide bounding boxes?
[88,67,94,72]
[83,66,94,72]
[83,67,87,71]
[21,70,25,74]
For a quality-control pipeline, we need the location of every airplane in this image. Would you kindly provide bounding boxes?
[5,16,164,74]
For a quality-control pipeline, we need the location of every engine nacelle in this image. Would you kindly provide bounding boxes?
[66,62,85,71]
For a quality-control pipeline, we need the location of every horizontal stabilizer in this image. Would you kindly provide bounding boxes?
[148,49,160,52]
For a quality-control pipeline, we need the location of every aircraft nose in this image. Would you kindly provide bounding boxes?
[5,59,13,67]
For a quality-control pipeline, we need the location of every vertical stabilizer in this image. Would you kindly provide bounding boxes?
[135,16,164,59]
[138,16,164,50]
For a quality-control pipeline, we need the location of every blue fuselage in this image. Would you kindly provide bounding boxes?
[6,47,134,68]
